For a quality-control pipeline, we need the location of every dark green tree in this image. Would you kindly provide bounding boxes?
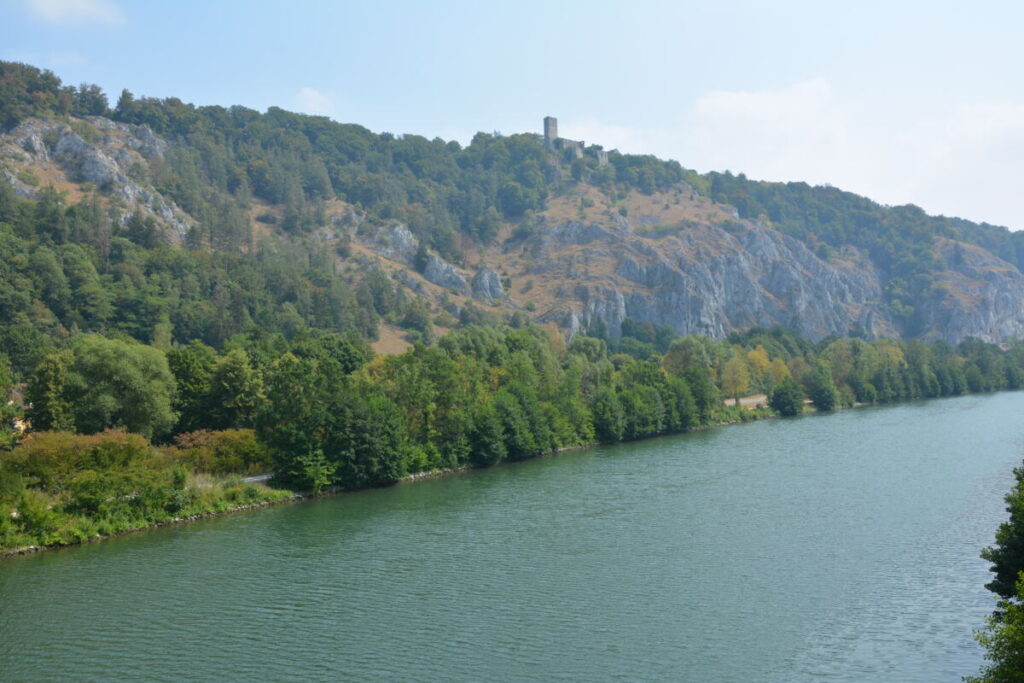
[167,340,216,433]
[592,386,625,442]
[769,377,804,417]
[26,350,75,432]
[803,363,839,412]
[493,388,537,461]
[467,401,506,467]
[969,574,1024,682]
[333,392,409,488]
[972,464,1024,681]
[982,465,1024,599]
[255,352,337,485]
[683,365,718,425]
[66,335,177,439]
[206,348,264,429]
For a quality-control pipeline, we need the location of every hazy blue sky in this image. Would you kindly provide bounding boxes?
[4,0,1024,229]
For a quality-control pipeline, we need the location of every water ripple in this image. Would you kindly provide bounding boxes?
[0,393,1020,681]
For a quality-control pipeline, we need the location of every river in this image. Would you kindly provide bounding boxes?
[1,393,1021,681]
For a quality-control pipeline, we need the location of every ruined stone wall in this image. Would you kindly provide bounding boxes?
[543,116,558,148]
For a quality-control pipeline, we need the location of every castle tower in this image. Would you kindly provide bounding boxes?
[543,116,558,149]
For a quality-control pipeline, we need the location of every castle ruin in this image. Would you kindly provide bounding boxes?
[543,116,558,149]
[542,116,608,166]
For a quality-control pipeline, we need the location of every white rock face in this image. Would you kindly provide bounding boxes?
[471,266,505,302]
[530,211,1024,344]
[1,118,193,244]
[423,253,469,294]
[915,239,1024,343]
[374,224,419,265]
[534,217,901,342]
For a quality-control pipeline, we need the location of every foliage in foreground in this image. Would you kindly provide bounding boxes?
[973,464,1024,680]
[983,465,1024,600]
[969,576,1024,682]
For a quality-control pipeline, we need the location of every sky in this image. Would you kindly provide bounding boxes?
[3,0,1024,229]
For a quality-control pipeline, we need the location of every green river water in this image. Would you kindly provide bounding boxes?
[2,392,1022,681]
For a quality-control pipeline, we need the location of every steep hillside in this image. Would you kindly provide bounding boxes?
[499,189,1024,344]
[2,60,1024,360]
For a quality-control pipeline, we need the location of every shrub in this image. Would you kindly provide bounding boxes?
[5,430,154,493]
[170,429,271,475]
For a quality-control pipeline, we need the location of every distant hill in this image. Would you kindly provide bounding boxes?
[2,59,1024,374]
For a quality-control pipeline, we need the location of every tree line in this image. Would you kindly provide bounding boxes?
[5,316,1024,553]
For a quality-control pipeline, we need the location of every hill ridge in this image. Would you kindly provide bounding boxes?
[2,59,1023,355]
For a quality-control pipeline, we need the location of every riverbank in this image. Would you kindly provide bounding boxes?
[1,464,520,560]
[0,405,769,561]
[0,394,981,561]
[0,492,302,560]
[0,485,305,560]
[0,430,301,559]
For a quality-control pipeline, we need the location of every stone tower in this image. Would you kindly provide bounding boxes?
[543,116,558,149]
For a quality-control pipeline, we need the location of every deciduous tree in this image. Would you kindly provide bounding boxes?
[768,377,804,417]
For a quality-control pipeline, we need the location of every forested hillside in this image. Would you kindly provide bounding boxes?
[5,60,1024,357]
[0,62,681,255]
[0,61,689,372]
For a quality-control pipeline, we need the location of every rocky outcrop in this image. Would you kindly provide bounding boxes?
[374,224,419,266]
[530,212,1024,344]
[471,265,505,302]
[88,116,168,160]
[0,167,38,198]
[528,209,1024,344]
[914,239,1024,342]
[529,217,899,342]
[55,130,133,192]
[423,253,469,294]
[1,118,193,244]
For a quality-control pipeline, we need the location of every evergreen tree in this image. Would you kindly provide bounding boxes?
[26,350,75,432]
[206,349,264,429]
[167,340,216,433]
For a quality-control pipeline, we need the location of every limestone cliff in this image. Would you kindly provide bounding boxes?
[521,211,896,342]
[481,187,1024,344]
[915,238,1024,342]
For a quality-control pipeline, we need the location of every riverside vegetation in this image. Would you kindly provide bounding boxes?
[3,319,1024,554]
